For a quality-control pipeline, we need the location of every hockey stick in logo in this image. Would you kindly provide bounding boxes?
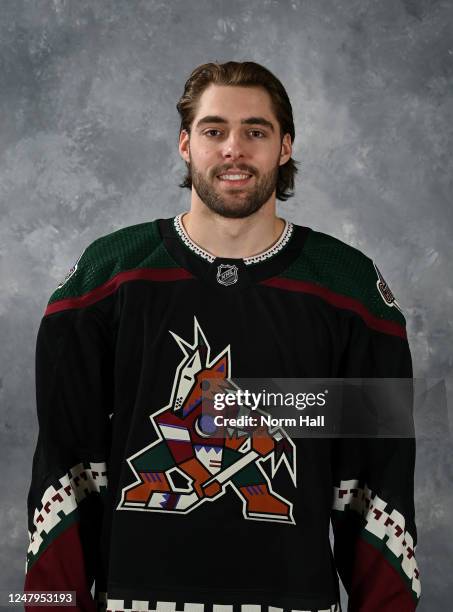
[202,423,296,491]
[202,449,259,489]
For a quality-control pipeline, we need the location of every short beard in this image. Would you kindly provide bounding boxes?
[189,159,280,220]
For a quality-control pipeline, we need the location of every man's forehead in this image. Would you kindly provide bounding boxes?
[194,84,276,124]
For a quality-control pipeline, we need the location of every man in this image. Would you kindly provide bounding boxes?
[25,61,420,611]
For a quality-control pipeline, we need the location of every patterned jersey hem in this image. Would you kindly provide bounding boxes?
[97,594,340,612]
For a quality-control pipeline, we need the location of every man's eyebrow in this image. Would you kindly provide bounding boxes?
[195,115,275,132]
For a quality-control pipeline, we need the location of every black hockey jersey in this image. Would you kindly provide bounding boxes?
[24,214,420,611]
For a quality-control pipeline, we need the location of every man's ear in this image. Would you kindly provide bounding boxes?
[179,129,190,163]
[280,133,292,166]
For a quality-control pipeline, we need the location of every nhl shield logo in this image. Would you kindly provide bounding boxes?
[216,264,238,286]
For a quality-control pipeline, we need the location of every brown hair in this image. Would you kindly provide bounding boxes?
[176,61,299,201]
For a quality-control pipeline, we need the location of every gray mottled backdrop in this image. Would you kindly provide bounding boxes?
[1,0,452,610]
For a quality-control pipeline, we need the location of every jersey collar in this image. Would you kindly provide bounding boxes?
[173,212,294,265]
[158,214,309,291]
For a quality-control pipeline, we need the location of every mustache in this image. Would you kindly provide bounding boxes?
[214,166,256,176]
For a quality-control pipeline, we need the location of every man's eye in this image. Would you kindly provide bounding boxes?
[203,130,266,138]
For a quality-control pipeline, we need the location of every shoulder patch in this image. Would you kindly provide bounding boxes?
[56,249,85,290]
[373,263,402,313]
[46,219,183,312]
[271,227,407,330]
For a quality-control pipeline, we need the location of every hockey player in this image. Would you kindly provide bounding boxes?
[24,61,420,611]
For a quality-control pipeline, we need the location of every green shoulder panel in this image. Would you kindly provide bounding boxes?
[48,220,177,305]
[282,229,407,326]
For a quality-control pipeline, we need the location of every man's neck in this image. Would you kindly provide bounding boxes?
[181,204,285,260]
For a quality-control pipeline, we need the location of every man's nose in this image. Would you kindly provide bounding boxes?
[222,132,246,159]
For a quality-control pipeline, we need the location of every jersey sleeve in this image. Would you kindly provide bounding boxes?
[24,246,113,611]
[331,261,421,611]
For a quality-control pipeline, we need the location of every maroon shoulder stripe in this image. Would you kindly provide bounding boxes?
[45,267,194,315]
[260,277,406,339]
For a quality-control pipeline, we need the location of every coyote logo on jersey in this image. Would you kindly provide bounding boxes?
[118,317,297,524]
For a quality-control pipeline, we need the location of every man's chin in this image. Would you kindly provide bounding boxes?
[203,200,264,220]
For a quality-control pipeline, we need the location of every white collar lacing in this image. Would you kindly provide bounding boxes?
[173,213,294,265]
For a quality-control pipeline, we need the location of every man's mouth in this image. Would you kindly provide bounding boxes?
[216,173,253,186]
